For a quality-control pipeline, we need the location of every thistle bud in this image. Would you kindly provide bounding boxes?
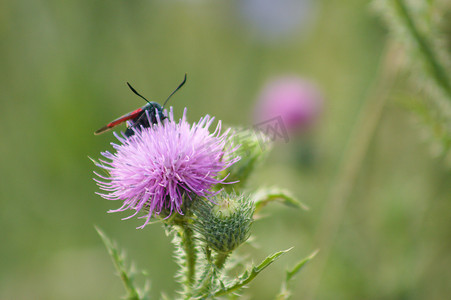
[193,192,255,254]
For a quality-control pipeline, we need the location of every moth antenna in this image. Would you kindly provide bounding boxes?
[163,73,187,109]
[127,82,151,104]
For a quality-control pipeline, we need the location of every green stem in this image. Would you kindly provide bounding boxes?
[393,0,451,100]
[179,225,196,297]
[214,252,229,270]
[195,251,229,298]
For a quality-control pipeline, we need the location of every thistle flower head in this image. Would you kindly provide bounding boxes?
[254,76,323,134]
[94,108,239,228]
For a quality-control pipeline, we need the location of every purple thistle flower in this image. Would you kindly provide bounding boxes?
[254,76,323,135]
[94,107,239,228]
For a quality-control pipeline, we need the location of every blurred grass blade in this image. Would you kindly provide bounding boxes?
[213,248,293,297]
[252,187,308,214]
[95,226,149,300]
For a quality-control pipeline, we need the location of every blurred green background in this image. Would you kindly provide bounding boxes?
[2,0,451,299]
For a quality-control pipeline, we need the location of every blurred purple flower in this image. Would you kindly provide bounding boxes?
[254,76,323,135]
[95,108,239,228]
[236,0,316,43]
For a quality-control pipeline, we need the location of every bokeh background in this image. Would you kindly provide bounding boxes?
[2,0,451,299]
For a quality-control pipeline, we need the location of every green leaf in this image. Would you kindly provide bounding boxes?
[285,249,318,282]
[95,226,150,300]
[276,250,318,300]
[252,187,308,214]
[212,248,293,297]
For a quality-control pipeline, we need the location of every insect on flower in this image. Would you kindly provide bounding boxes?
[94,107,240,228]
[94,74,187,137]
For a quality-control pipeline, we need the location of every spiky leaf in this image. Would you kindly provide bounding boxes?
[276,250,318,300]
[212,248,292,297]
[95,226,150,300]
[252,187,308,214]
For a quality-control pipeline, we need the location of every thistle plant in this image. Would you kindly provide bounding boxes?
[93,107,315,299]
